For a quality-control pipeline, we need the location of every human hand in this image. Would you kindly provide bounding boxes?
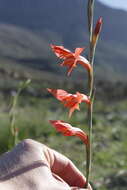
[0,139,92,190]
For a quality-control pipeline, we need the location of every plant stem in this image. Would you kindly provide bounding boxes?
[87,0,94,41]
[8,79,31,149]
[85,102,93,188]
[85,86,95,188]
[85,0,95,187]
[9,88,21,148]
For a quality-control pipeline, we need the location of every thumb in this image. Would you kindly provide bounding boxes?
[49,149,86,187]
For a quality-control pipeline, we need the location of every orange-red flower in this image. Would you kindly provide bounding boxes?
[49,120,89,145]
[92,17,103,46]
[47,88,90,117]
[51,45,92,76]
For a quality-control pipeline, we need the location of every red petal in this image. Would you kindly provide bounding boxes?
[47,88,69,101]
[74,48,85,58]
[47,89,90,117]
[50,44,73,59]
[60,58,74,67]
[77,56,91,72]
[49,120,88,145]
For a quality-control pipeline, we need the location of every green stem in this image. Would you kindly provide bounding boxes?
[87,0,95,41]
[85,0,95,187]
[87,0,95,96]
[85,103,93,188]
[89,45,96,98]
[8,79,31,149]
[8,87,23,148]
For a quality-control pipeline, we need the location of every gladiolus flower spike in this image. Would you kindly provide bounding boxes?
[51,45,92,76]
[47,88,91,117]
[49,120,89,145]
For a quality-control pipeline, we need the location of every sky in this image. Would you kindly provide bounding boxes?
[98,0,127,11]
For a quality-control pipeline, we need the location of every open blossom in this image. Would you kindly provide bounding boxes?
[51,45,92,76]
[47,88,90,117]
[49,120,89,145]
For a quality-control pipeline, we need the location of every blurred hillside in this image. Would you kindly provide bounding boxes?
[0,0,126,100]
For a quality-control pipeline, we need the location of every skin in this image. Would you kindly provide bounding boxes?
[0,139,92,190]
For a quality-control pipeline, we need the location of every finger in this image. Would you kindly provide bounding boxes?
[45,147,86,188]
[20,140,87,188]
[71,183,92,190]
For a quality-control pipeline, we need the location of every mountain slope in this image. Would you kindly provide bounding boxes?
[0,0,126,44]
[0,0,126,81]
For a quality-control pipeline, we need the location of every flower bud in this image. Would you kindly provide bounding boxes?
[92,17,103,46]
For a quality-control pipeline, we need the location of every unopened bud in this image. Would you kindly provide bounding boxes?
[92,17,103,46]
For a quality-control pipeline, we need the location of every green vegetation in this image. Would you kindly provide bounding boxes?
[0,84,126,190]
[0,48,126,189]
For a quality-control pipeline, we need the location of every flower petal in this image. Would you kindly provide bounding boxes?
[60,58,74,67]
[49,120,89,145]
[47,88,69,101]
[78,56,92,72]
[47,89,90,117]
[74,47,85,58]
[51,44,92,76]
[50,44,73,59]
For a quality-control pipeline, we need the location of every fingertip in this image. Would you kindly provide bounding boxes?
[46,147,86,188]
[64,161,86,187]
